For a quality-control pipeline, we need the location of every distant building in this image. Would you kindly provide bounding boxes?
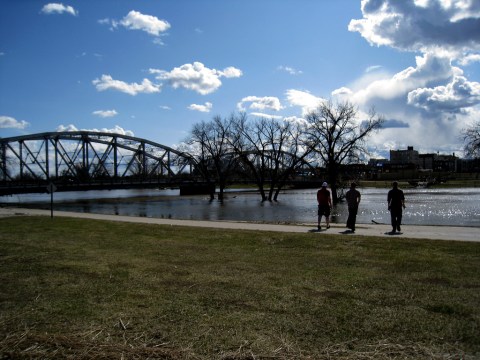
[419,153,435,170]
[390,146,419,167]
[434,153,457,172]
[368,158,389,168]
[389,147,457,172]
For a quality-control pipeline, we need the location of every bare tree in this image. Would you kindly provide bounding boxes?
[263,118,313,201]
[228,113,270,201]
[230,113,312,201]
[305,100,384,204]
[462,121,480,159]
[186,115,237,200]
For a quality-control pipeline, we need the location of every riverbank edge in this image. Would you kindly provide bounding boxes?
[1,206,479,243]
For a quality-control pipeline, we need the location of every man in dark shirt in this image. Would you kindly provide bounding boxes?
[387,181,406,234]
[345,182,361,232]
[317,182,332,230]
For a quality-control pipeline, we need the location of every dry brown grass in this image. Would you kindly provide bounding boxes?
[1,216,479,359]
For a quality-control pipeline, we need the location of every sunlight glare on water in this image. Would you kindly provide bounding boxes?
[2,187,480,227]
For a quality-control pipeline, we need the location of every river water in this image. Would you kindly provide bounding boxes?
[1,187,480,227]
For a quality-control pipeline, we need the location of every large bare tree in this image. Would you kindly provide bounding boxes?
[229,113,312,201]
[462,121,480,159]
[305,100,384,204]
[186,115,237,200]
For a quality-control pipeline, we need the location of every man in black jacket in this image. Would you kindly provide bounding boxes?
[345,182,361,233]
[388,181,406,234]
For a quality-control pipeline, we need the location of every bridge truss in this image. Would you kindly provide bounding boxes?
[0,131,199,195]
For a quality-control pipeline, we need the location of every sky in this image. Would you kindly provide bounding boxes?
[1,0,480,159]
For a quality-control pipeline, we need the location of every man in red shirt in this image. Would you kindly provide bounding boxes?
[317,182,332,230]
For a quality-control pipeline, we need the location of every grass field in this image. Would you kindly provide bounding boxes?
[1,216,479,359]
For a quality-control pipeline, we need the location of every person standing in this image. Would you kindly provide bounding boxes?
[317,182,332,230]
[345,182,361,233]
[387,181,406,234]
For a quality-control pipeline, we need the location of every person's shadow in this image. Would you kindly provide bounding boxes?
[385,231,403,235]
[309,228,332,233]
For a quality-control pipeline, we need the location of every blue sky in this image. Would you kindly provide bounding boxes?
[1,0,479,159]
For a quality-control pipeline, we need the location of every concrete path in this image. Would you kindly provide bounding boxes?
[1,206,479,242]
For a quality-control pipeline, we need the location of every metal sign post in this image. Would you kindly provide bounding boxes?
[46,182,57,218]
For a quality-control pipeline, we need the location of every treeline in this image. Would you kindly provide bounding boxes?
[179,100,384,203]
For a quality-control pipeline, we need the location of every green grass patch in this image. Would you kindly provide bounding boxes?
[1,216,479,359]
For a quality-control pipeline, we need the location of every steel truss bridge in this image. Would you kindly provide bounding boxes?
[0,131,200,195]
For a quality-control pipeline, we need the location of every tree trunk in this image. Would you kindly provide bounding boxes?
[218,184,224,201]
[267,183,275,202]
[259,184,267,202]
[273,184,283,201]
[209,183,215,201]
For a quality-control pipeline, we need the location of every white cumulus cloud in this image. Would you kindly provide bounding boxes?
[118,10,170,36]
[285,89,324,116]
[0,116,30,129]
[188,102,213,113]
[348,0,480,59]
[100,11,170,40]
[92,109,118,118]
[408,74,480,113]
[56,124,134,137]
[221,66,243,78]
[459,54,480,66]
[349,54,456,106]
[41,3,78,16]
[150,62,242,95]
[92,75,161,95]
[237,96,283,112]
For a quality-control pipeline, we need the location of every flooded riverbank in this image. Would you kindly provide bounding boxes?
[2,187,480,227]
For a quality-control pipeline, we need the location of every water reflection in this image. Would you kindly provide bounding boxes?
[1,187,479,227]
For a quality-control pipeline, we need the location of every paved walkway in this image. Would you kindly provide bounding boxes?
[1,206,479,242]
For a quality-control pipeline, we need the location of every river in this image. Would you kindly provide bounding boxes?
[1,187,480,227]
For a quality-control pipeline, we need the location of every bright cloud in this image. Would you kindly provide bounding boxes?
[332,54,475,154]
[249,113,283,120]
[150,62,242,95]
[41,3,78,16]
[92,75,161,95]
[331,87,353,98]
[0,116,30,129]
[348,0,480,58]
[459,54,480,66]
[92,109,118,118]
[285,89,324,116]
[100,11,170,39]
[118,10,170,36]
[408,74,480,112]
[221,66,243,78]
[350,54,456,105]
[344,0,480,155]
[56,124,134,136]
[188,102,212,113]
[237,96,283,112]
[56,124,78,132]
